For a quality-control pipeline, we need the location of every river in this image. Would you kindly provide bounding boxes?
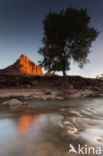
[0,98,103,156]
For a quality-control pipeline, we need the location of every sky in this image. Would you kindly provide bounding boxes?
[0,0,103,78]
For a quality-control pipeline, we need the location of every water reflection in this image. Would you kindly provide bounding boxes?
[18,114,40,134]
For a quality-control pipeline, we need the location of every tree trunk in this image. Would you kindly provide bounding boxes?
[62,62,67,88]
[63,68,66,79]
[62,60,66,78]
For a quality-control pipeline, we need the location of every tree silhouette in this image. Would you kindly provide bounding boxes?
[38,8,99,79]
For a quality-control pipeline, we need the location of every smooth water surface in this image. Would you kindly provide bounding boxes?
[0,98,103,156]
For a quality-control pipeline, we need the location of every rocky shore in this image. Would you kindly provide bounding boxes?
[0,75,103,106]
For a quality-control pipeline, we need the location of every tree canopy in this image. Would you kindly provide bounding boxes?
[38,8,99,77]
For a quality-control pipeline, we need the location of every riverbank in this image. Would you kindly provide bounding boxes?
[0,75,103,101]
[0,87,103,101]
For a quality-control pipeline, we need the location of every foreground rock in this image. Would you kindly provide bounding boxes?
[2,99,23,106]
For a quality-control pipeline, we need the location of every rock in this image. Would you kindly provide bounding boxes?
[30,81,38,85]
[2,99,22,106]
[44,72,52,76]
[25,84,31,88]
[25,94,39,100]
[0,54,44,76]
[68,84,74,90]
[44,91,51,95]
[56,96,64,100]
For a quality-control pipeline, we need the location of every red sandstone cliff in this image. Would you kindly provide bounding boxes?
[0,55,44,76]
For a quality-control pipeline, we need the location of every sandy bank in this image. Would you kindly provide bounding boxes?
[0,88,102,101]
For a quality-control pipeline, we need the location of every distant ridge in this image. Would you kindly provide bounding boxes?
[0,54,44,76]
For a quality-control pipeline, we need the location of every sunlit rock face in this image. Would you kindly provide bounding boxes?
[0,54,44,76]
[17,55,44,76]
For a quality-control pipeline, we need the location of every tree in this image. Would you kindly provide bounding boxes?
[38,8,99,79]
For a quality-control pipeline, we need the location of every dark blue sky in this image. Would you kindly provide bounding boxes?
[0,0,103,77]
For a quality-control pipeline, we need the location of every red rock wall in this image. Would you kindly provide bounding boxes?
[19,55,44,76]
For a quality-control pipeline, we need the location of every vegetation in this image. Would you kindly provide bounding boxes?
[96,74,103,80]
[38,7,99,80]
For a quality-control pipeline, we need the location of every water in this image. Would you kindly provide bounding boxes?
[0,98,103,156]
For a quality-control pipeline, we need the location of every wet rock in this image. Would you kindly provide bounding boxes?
[56,96,64,100]
[2,99,22,106]
[97,138,103,143]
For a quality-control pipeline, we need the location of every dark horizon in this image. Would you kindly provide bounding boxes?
[0,0,103,77]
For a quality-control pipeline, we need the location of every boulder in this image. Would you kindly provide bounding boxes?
[2,99,22,106]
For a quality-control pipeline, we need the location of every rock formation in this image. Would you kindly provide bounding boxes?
[0,54,44,76]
